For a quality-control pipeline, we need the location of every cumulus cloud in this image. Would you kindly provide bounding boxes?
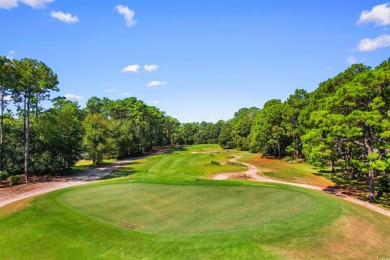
[357,34,390,51]
[115,5,137,27]
[121,64,140,73]
[357,3,390,26]
[346,55,358,64]
[6,50,15,59]
[0,0,53,9]
[0,0,18,9]
[144,64,159,72]
[123,92,131,96]
[64,94,83,101]
[147,81,166,88]
[150,100,160,104]
[50,10,79,23]
[20,0,54,9]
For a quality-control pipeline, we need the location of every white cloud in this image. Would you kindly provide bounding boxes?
[357,34,390,51]
[6,50,15,59]
[20,0,54,9]
[104,88,119,93]
[144,64,159,72]
[357,3,390,26]
[346,55,358,64]
[115,5,137,27]
[122,92,131,96]
[147,81,166,88]
[0,0,18,9]
[150,100,160,104]
[0,0,53,9]
[50,10,79,23]
[64,94,83,101]
[121,64,140,73]
[4,95,12,101]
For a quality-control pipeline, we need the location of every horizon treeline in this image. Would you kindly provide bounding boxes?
[1,55,389,201]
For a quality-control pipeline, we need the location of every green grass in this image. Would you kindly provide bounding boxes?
[1,144,390,259]
[60,183,316,234]
[71,159,118,173]
[75,158,117,167]
[111,144,246,182]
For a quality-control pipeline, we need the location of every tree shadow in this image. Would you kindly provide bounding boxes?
[101,167,138,180]
[163,146,187,154]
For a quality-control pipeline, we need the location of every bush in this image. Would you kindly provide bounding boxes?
[0,171,8,181]
[10,175,22,186]
[288,158,306,164]
[227,161,244,167]
[283,156,294,162]
[211,161,220,166]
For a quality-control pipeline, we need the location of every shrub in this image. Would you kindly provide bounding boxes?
[211,161,220,166]
[10,175,22,186]
[0,171,8,181]
[283,156,294,162]
[227,161,244,167]
[288,158,306,164]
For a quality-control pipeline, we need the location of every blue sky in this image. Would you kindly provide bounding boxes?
[1,1,390,122]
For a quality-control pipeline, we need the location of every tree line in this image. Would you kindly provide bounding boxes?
[1,55,389,202]
[213,60,390,202]
[0,56,181,184]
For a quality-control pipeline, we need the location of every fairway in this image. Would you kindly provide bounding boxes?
[60,183,315,234]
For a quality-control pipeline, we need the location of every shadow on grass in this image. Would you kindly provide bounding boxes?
[163,146,187,154]
[101,167,138,180]
[315,169,390,207]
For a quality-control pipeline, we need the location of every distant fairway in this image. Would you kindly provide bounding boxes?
[60,183,315,234]
[1,145,390,259]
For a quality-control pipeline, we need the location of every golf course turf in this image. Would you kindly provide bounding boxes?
[1,145,390,259]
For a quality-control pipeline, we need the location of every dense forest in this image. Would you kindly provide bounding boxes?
[1,55,389,202]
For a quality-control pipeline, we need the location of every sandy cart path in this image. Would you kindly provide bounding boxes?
[213,155,390,218]
[0,151,163,208]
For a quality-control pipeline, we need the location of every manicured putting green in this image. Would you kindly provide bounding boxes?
[60,183,315,234]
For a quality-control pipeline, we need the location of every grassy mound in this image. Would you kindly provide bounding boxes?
[60,183,316,234]
[1,144,390,259]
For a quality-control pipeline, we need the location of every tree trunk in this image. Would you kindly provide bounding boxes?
[24,96,29,186]
[0,94,3,171]
[364,127,375,202]
[351,167,356,180]
[331,160,335,175]
[294,135,300,158]
[368,169,375,202]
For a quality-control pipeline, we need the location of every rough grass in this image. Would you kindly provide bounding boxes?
[0,196,36,218]
[71,159,118,173]
[74,159,117,167]
[238,153,334,188]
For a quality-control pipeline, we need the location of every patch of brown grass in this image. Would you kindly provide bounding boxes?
[277,215,390,259]
[242,155,333,188]
[0,196,36,218]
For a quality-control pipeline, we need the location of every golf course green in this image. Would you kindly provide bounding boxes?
[1,145,390,259]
